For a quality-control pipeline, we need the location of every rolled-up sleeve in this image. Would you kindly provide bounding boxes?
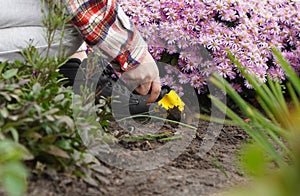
[65,0,148,71]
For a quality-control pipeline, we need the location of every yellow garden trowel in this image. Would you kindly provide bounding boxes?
[157,86,184,112]
[127,85,185,122]
[156,86,185,121]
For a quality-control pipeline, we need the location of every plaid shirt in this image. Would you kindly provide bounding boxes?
[65,0,147,71]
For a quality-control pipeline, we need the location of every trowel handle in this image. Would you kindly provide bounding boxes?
[155,85,171,102]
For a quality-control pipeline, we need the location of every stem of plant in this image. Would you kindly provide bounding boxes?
[116,114,197,130]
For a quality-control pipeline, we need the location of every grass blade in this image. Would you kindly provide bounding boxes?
[272,47,300,95]
[210,95,284,166]
[286,82,300,112]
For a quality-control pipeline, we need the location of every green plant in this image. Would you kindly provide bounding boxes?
[0,140,32,196]
[120,131,182,142]
[0,1,113,195]
[0,0,82,168]
[210,48,299,167]
[209,48,300,195]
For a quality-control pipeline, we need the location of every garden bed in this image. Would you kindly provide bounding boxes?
[25,120,248,196]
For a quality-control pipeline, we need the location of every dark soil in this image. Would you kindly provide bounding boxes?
[24,119,249,196]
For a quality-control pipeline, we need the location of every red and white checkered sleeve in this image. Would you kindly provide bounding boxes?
[65,0,148,71]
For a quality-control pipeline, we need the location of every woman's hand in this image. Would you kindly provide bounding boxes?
[120,51,161,104]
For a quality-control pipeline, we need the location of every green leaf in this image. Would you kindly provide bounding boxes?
[0,92,12,101]
[287,82,300,111]
[7,103,22,111]
[170,57,178,66]
[56,116,74,129]
[272,47,300,95]
[240,143,267,177]
[41,135,58,144]
[0,63,6,74]
[54,94,64,102]
[9,127,19,142]
[1,162,28,196]
[32,83,41,95]
[46,145,70,159]
[2,69,18,79]
[0,140,33,162]
[159,52,172,63]
[159,136,182,141]
[45,115,55,121]
[0,108,9,118]
[56,139,72,150]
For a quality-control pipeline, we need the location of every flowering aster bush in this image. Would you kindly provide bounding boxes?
[118,0,300,94]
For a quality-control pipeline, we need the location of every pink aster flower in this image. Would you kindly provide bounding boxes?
[119,0,300,95]
[179,51,191,61]
[230,83,243,93]
[165,9,178,20]
[167,45,178,54]
[244,80,253,89]
[268,66,285,82]
[216,62,236,79]
[220,9,238,22]
[178,72,190,84]
[161,75,174,86]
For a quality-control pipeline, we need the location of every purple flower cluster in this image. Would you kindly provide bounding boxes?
[119,0,300,94]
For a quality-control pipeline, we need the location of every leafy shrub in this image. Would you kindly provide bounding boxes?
[1,56,74,163]
[0,1,112,195]
[0,51,112,195]
[119,0,300,94]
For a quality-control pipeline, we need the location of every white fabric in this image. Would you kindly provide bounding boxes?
[0,0,83,62]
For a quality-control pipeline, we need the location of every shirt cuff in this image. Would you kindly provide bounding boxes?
[91,5,148,71]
